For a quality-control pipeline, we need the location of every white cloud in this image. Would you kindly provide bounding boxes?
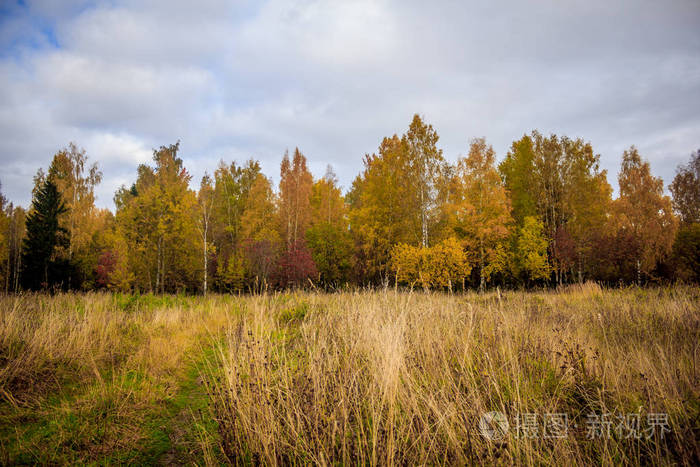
[32,51,214,133]
[80,131,152,206]
[0,0,699,209]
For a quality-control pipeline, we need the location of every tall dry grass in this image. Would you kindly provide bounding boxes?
[0,294,228,404]
[0,286,698,465]
[205,286,699,465]
[0,293,234,464]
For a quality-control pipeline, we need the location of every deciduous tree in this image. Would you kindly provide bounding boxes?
[46,143,102,260]
[561,138,612,282]
[499,135,538,226]
[671,223,700,283]
[211,159,261,290]
[197,174,215,294]
[28,143,104,287]
[2,203,25,293]
[115,142,199,293]
[272,240,317,289]
[307,166,352,286]
[0,186,8,291]
[348,116,446,283]
[278,148,313,248]
[669,149,700,225]
[391,237,470,290]
[240,173,280,289]
[501,132,612,283]
[515,216,550,284]
[446,138,512,290]
[404,114,445,247]
[615,146,678,283]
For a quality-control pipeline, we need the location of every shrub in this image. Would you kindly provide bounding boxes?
[391,237,471,289]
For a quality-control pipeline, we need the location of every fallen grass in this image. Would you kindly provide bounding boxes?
[0,285,698,465]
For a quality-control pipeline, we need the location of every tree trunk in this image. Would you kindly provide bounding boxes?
[202,218,208,295]
[156,235,163,293]
[14,245,21,293]
[420,188,427,247]
[479,239,485,293]
[4,246,9,294]
[203,238,208,295]
[577,252,583,284]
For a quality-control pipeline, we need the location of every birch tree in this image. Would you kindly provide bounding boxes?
[197,174,215,294]
[404,114,444,247]
[307,166,352,286]
[114,142,198,293]
[615,146,678,283]
[278,148,313,248]
[448,138,512,290]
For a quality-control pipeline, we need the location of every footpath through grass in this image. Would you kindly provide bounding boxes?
[0,344,222,465]
[0,293,233,465]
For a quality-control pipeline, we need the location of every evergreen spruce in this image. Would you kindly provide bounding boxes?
[21,180,69,290]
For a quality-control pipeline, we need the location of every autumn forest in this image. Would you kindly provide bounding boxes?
[1,114,698,294]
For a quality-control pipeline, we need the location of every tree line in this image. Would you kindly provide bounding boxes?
[0,115,698,293]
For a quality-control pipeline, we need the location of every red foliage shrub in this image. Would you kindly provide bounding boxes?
[272,240,318,288]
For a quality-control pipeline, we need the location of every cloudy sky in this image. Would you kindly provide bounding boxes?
[1,0,699,210]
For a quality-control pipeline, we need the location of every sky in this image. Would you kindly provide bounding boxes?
[0,0,699,210]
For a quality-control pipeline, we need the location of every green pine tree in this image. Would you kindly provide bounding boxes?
[22,179,69,290]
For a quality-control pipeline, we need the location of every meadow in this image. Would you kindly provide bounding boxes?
[0,285,698,465]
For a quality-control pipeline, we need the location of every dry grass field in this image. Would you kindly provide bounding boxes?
[0,285,698,465]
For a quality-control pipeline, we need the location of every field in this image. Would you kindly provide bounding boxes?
[0,285,698,465]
